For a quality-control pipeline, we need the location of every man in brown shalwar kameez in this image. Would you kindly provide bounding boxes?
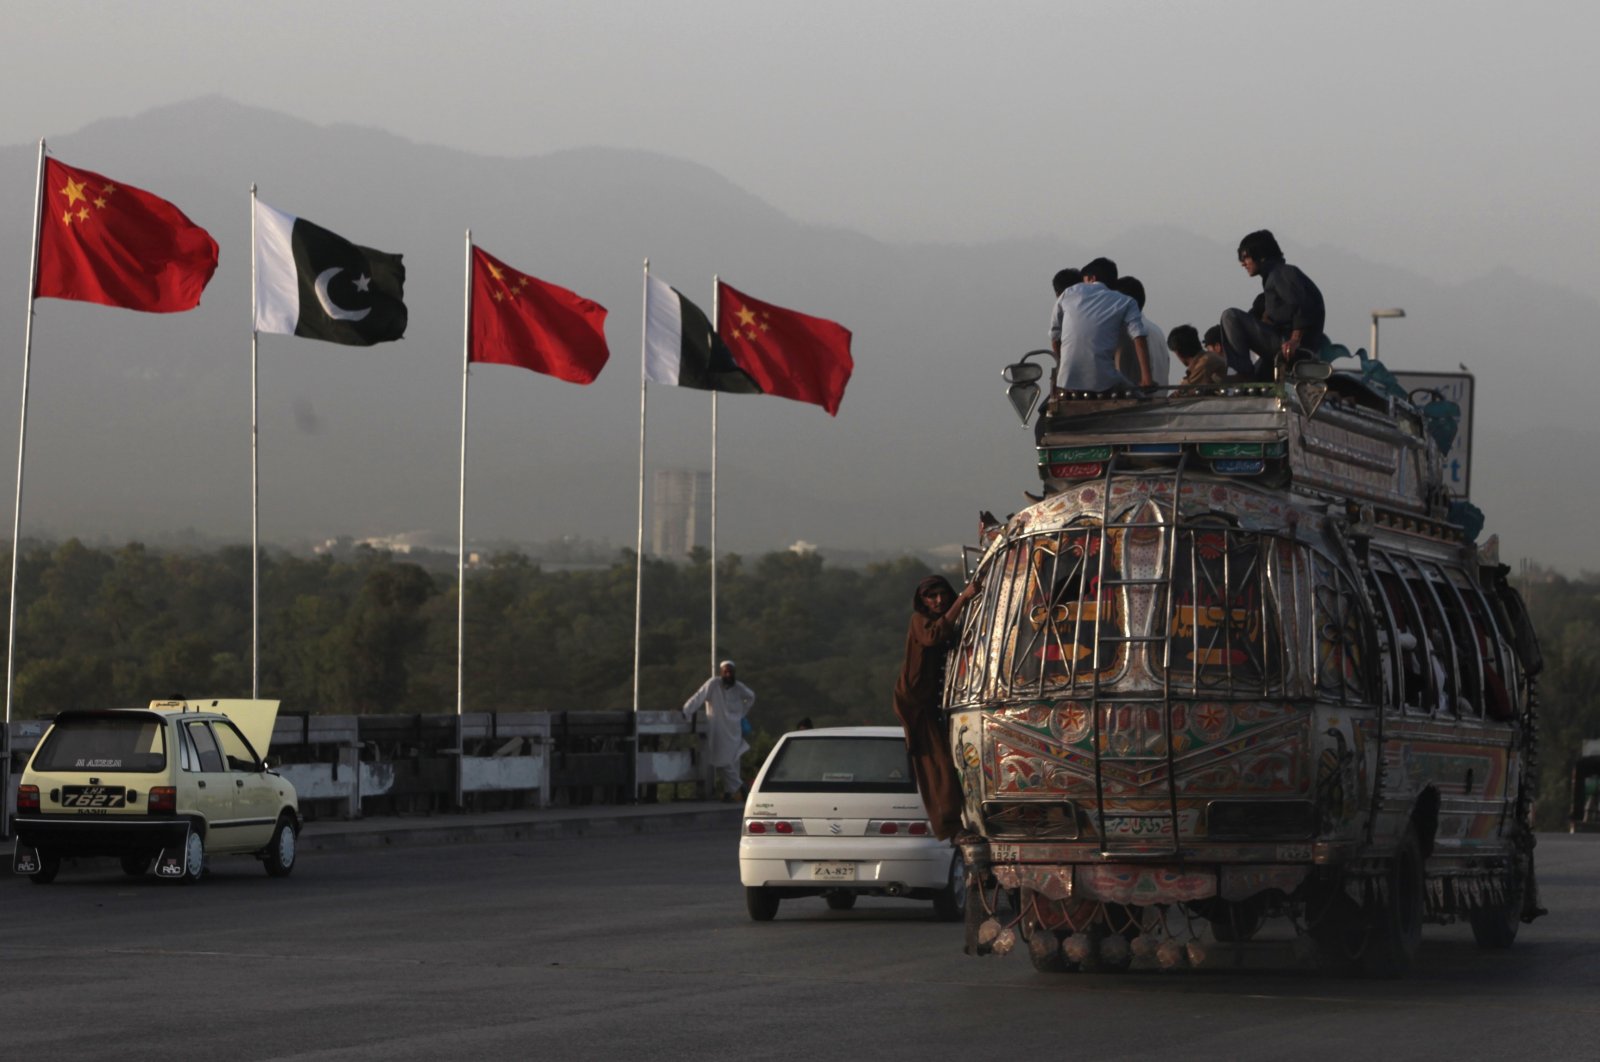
[893,574,979,840]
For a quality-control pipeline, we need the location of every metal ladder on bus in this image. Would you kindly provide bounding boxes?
[1087,448,1189,858]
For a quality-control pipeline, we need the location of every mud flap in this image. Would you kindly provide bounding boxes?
[1519,839,1548,923]
[154,827,191,879]
[13,843,41,875]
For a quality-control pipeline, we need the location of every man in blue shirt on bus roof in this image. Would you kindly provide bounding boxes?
[1047,256,1153,394]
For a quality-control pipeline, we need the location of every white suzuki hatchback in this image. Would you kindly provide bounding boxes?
[739,726,964,922]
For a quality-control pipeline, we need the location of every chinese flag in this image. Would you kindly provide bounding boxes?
[469,247,610,384]
[715,281,853,415]
[35,158,218,313]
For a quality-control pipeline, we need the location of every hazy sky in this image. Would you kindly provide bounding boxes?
[7,0,1599,295]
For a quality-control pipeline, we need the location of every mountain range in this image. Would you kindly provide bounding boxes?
[0,97,1591,572]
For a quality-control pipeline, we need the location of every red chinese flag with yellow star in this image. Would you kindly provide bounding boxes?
[34,158,218,313]
[715,281,853,416]
[469,247,610,384]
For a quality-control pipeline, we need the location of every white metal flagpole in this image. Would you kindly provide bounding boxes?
[3,138,47,833]
[249,184,260,700]
[632,259,651,803]
[455,230,472,809]
[457,230,471,723]
[633,260,650,715]
[5,138,48,731]
[709,275,719,678]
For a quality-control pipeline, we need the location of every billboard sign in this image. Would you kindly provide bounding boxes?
[1391,371,1474,498]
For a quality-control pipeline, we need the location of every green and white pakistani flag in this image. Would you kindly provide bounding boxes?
[644,276,759,393]
[252,200,407,346]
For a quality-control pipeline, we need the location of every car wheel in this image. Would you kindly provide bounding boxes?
[29,850,61,885]
[120,855,154,878]
[177,830,205,885]
[263,815,298,878]
[932,854,966,922]
[825,891,857,911]
[746,886,780,922]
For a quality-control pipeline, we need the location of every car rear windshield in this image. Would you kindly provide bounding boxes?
[32,715,168,773]
[759,736,918,794]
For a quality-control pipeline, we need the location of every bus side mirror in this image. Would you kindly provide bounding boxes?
[1003,352,1056,426]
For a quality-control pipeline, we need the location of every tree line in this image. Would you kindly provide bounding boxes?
[3,539,930,733]
[4,540,1591,828]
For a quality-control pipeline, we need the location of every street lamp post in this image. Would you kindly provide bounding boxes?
[1370,308,1406,362]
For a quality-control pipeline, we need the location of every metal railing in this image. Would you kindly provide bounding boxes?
[3,708,714,827]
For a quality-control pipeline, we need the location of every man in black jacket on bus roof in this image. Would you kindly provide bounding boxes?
[1220,229,1326,381]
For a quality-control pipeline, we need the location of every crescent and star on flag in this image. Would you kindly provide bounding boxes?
[314,267,372,321]
[55,173,117,228]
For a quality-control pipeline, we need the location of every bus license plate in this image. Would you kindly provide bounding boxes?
[1103,812,1197,837]
[812,862,857,881]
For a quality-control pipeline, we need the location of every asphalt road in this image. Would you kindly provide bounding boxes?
[3,830,1597,1062]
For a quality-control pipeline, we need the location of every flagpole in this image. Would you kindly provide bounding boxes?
[632,259,650,803]
[633,260,649,715]
[249,184,260,700]
[709,275,719,678]
[3,138,46,831]
[456,230,471,809]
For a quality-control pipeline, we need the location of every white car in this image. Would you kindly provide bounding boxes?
[13,699,299,884]
[739,726,964,922]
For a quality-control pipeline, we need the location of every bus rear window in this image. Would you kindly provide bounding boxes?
[33,715,167,773]
[759,737,917,794]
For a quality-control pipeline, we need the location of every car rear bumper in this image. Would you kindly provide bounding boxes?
[739,836,954,890]
[13,814,191,858]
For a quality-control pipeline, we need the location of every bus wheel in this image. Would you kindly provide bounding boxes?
[1208,898,1264,943]
[1362,826,1424,978]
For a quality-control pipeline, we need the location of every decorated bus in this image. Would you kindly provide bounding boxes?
[947,355,1542,976]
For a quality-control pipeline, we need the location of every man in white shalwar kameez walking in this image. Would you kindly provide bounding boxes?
[682,660,756,801]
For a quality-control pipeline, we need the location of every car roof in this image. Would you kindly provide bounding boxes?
[53,707,226,722]
[779,726,904,739]
[48,702,284,759]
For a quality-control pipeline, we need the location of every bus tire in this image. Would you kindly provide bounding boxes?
[1362,825,1424,978]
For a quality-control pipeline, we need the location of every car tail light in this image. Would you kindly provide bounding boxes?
[17,784,39,813]
[745,818,805,835]
[868,819,932,835]
[148,786,177,814]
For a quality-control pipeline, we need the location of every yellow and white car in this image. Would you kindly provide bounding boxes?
[12,699,300,884]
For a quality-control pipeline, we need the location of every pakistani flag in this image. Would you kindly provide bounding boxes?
[644,276,759,393]
[253,200,406,346]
